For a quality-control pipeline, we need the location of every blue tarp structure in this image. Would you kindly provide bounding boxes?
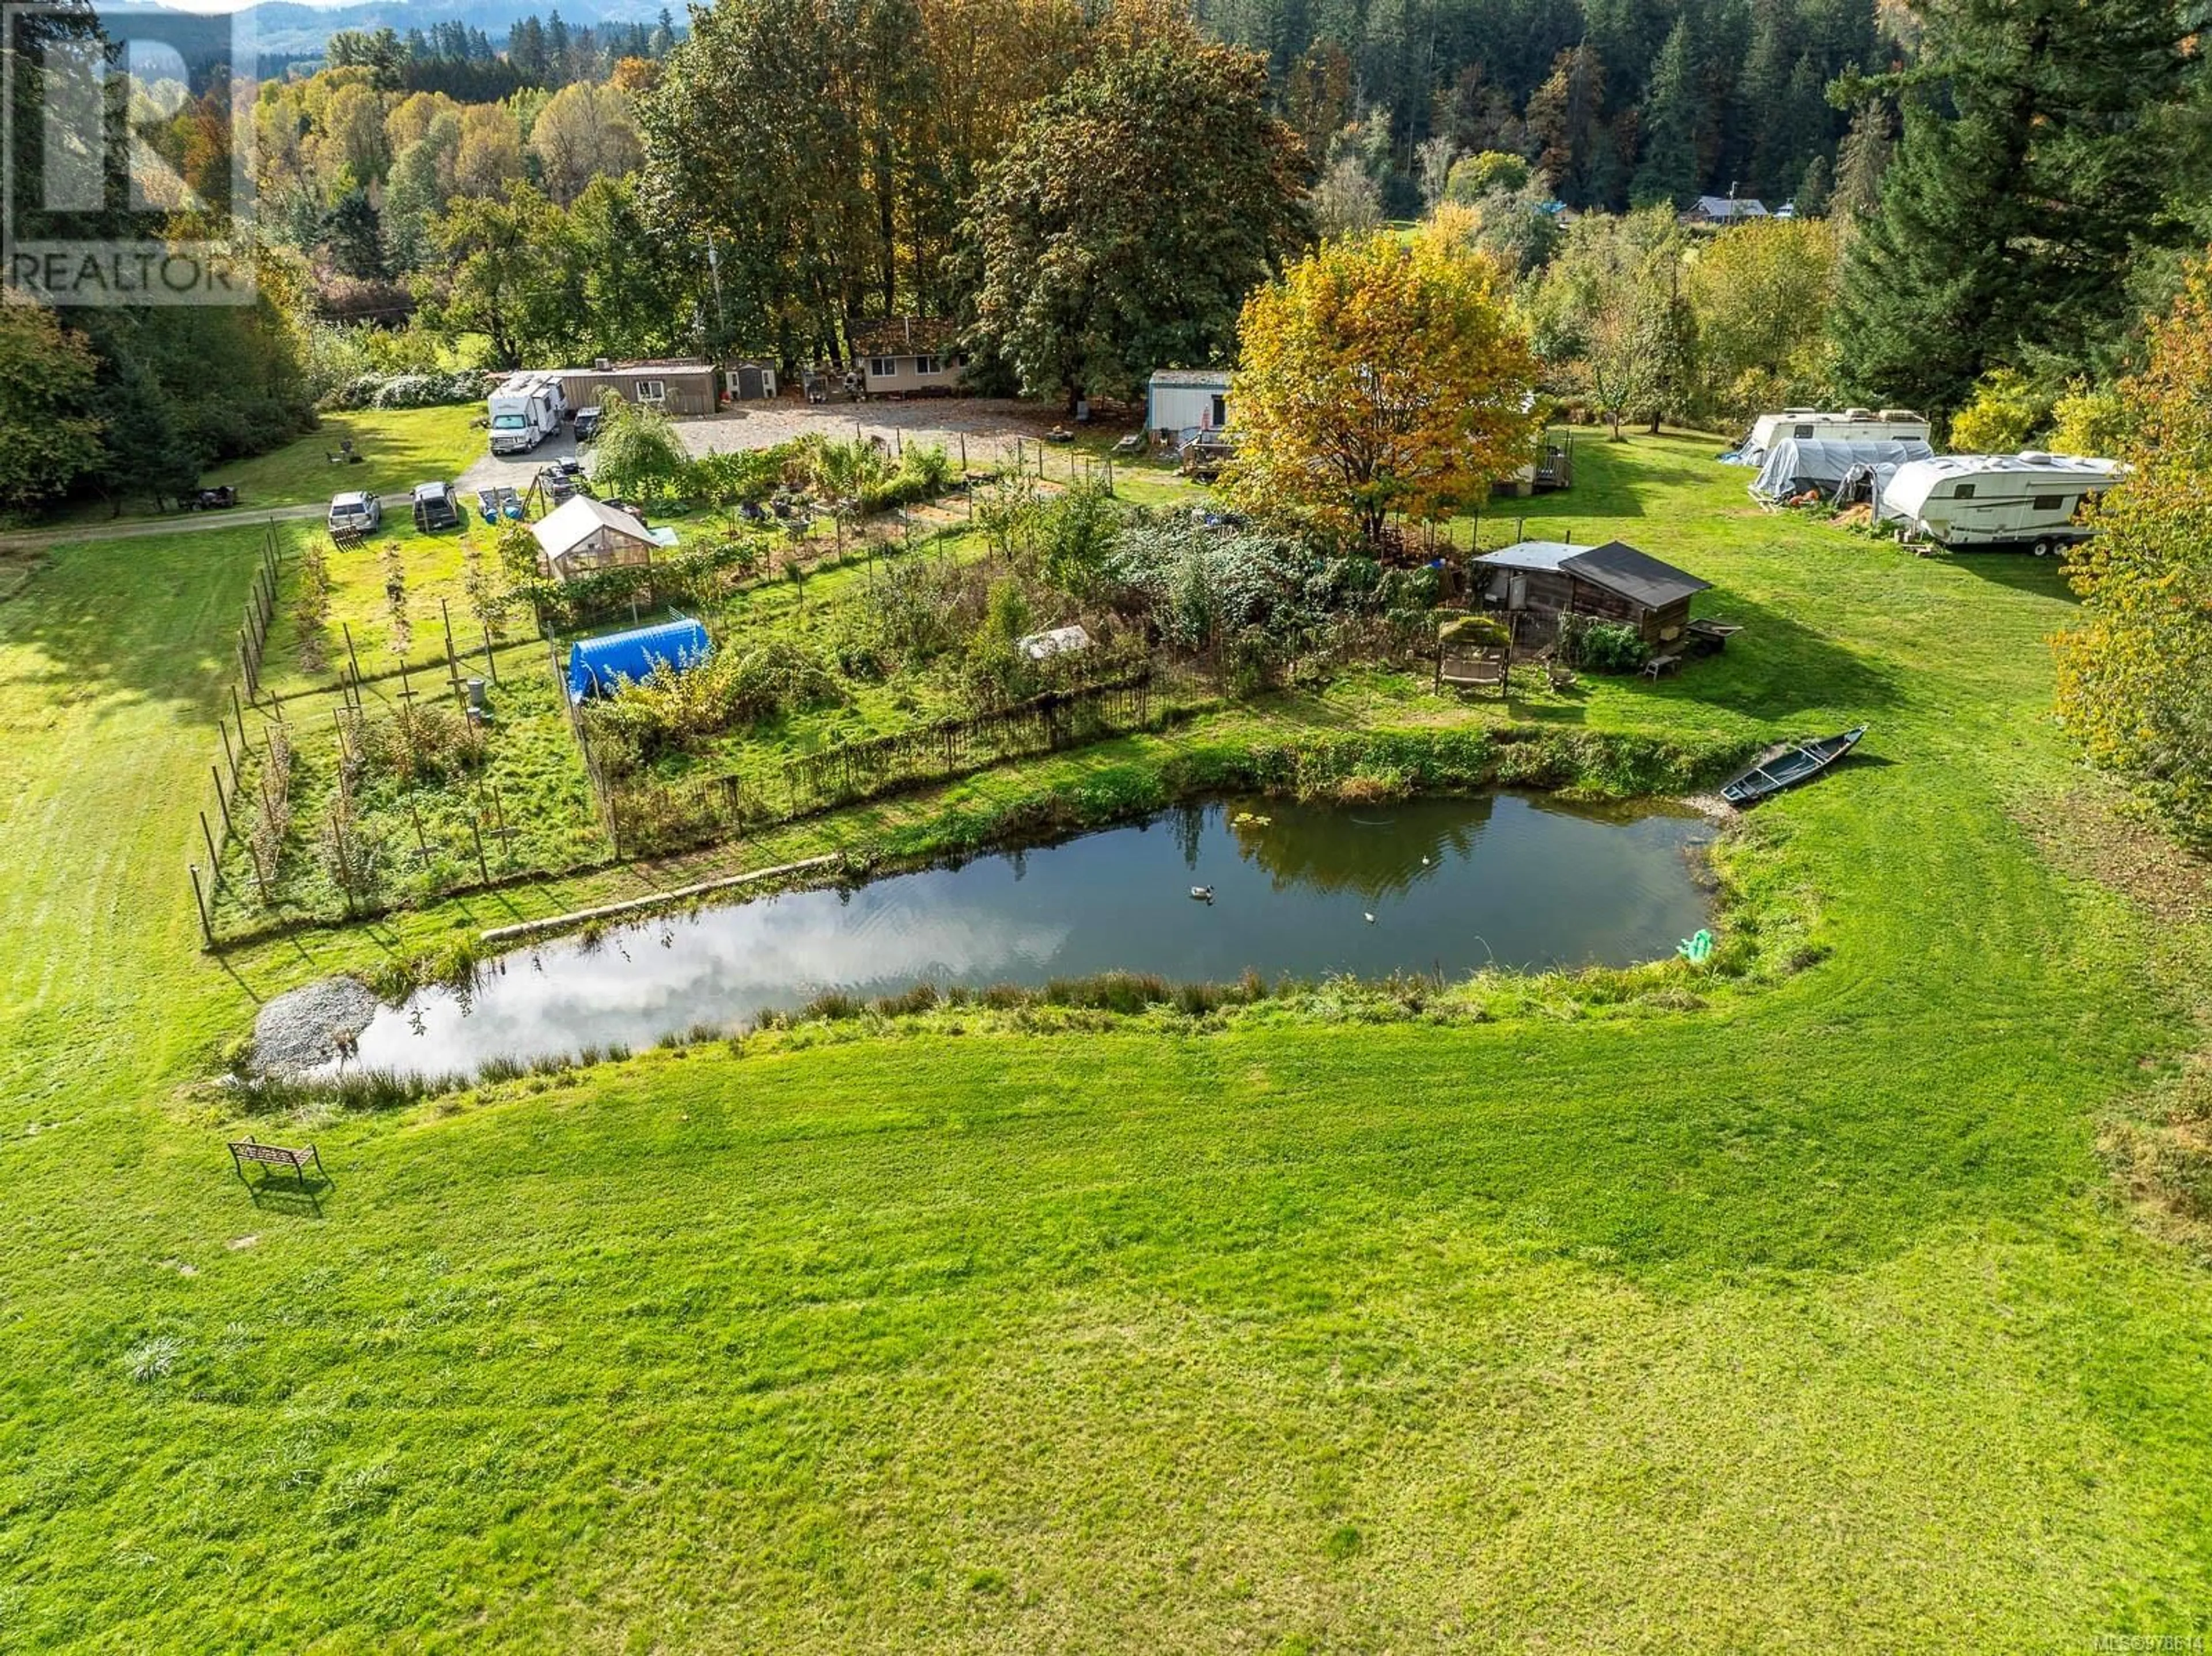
[566,617,712,703]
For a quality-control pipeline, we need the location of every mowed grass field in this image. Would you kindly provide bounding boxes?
[1,435,2209,1650]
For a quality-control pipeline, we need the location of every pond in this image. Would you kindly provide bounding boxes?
[346,793,1715,1078]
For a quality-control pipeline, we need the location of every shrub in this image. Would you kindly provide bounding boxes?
[364,698,485,783]
[584,637,845,764]
[321,369,486,411]
[1559,615,1650,673]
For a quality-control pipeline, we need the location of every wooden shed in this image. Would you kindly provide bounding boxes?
[1472,539,1711,647]
[555,359,721,418]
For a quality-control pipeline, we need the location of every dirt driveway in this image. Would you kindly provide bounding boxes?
[456,396,1100,498]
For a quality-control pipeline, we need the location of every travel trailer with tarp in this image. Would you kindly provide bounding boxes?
[1876,452,2122,553]
[1724,407,1930,465]
[1750,437,1934,503]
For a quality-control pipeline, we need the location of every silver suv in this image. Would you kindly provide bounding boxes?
[327,491,381,535]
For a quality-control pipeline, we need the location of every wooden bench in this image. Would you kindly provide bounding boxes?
[1641,652,1681,681]
[228,1137,324,1188]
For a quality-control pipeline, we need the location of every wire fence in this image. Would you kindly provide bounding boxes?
[594,672,1166,857]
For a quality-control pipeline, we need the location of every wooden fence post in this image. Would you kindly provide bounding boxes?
[211,766,234,842]
[189,865,213,948]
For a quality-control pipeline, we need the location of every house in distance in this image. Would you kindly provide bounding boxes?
[1472,539,1712,649]
[852,319,965,397]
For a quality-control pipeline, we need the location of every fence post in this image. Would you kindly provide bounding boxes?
[211,765,234,842]
[200,811,224,889]
[189,865,213,949]
[218,720,237,789]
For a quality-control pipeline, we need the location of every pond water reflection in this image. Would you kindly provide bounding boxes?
[349,793,1714,1077]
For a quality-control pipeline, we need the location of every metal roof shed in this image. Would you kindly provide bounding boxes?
[1472,539,1711,646]
[566,617,713,703]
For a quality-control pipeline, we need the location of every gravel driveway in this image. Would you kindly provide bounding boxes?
[456,396,1100,497]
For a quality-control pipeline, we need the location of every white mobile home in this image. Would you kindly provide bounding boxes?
[1877,452,2122,553]
[1728,407,1930,464]
[1146,369,1232,443]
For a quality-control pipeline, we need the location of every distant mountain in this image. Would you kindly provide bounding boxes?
[103,1,673,60]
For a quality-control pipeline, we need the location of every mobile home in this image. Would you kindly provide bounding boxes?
[1878,452,2122,553]
[486,373,566,454]
[554,359,721,418]
[1730,407,1930,463]
[851,319,964,397]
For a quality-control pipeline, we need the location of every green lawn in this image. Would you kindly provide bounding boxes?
[2,437,2209,1650]
[46,404,487,529]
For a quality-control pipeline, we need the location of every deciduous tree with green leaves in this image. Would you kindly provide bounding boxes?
[0,306,105,510]
[590,397,694,504]
[960,29,1308,411]
[1225,228,1539,544]
[2055,257,2212,840]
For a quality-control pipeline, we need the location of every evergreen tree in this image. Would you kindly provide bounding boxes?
[1732,0,1794,196]
[511,17,548,84]
[1831,0,2190,412]
[547,11,573,84]
[1631,18,1700,207]
[325,189,387,279]
[1795,152,1831,214]
[1831,97,1891,221]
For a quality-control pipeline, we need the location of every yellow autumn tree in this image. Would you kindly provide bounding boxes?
[2055,255,2212,840]
[1225,228,1539,544]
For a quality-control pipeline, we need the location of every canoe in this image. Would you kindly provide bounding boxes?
[1720,725,1868,806]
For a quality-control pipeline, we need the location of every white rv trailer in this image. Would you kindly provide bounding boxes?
[1732,407,1931,461]
[486,373,568,455]
[1877,452,2122,554]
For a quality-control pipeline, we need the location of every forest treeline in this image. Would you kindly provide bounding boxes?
[3,0,2210,519]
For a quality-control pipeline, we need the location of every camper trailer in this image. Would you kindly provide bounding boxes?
[1731,407,1930,462]
[1877,452,2122,554]
[486,374,567,455]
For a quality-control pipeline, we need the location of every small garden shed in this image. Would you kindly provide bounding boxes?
[566,617,713,702]
[1146,369,1232,442]
[533,497,661,581]
[1472,539,1710,647]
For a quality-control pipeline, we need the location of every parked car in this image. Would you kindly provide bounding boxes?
[573,406,604,444]
[411,480,462,533]
[327,490,381,536]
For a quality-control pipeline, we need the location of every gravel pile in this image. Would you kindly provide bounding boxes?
[251,977,381,1075]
